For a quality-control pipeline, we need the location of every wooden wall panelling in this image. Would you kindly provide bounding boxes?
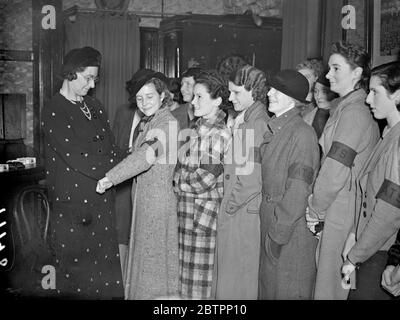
[32,0,63,162]
[159,14,282,78]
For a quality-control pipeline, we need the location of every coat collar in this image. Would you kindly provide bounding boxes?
[244,101,266,122]
[360,121,400,178]
[266,106,300,135]
[330,89,367,115]
[195,109,226,130]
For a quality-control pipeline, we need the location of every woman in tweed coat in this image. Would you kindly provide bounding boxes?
[173,70,231,299]
[97,73,179,300]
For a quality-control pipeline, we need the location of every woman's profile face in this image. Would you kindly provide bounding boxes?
[70,66,98,97]
[136,83,165,116]
[267,87,294,117]
[366,76,398,120]
[192,83,221,120]
[326,54,360,97]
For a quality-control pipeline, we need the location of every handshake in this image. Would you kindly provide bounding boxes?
[96,177,113,194]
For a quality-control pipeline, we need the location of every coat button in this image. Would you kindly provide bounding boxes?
[266,194,272,202]
[225,174,230,180]
[363,211,367,218]
[362,202,367,208]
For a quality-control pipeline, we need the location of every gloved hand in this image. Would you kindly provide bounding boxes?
[306,209,324,240]
[341,259,356,289]
[96,177,113,194]
[382,265,400,297]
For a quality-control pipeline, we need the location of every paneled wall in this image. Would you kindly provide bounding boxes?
[0,0,34,149]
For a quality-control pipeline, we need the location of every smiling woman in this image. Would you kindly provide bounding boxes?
[306,42,380,300]
[97,71,180,300]
[42,46,124,299]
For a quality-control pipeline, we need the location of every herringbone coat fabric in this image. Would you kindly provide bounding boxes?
[173,109,231,299]
[106,106,179,300]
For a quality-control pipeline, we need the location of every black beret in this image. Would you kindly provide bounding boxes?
[62,46,101,76]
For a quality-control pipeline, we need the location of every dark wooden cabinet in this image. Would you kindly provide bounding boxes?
[159,14,282,78]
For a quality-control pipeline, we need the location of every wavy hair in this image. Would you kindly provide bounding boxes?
[229,65,268,103]
[194,69,233,113]
[331,41,371,91]
[143,77,174,109]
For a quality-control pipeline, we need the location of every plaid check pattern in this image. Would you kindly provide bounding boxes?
[173,109,231,299]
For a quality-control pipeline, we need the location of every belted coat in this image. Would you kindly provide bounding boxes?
[259,107,320,299]
[311,89,380,300]
[214,101,269,299]
[348,122,400,266]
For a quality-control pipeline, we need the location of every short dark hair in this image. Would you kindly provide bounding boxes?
[181,67,203,80]
[371,61,400,108]
[331,41,371,91]
[195,69,232,112]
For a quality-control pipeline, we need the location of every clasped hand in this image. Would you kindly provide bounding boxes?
[96,177,113,194]
[381,265,400,297]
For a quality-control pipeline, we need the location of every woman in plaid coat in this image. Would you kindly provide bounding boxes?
[173,70,231,299]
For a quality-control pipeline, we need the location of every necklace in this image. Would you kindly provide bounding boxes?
[79,101,92,121]
[59,89,92,121]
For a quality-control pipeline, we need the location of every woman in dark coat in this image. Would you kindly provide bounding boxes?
[259,70,320,299]
[42,47,123,299]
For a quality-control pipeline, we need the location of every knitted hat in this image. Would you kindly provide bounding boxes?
[61,47,101,77]
[269,70,309,103]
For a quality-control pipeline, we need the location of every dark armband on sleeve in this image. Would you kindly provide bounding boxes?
[140,137,161,157]
[252,147,262,164]
[327,141,357,167]
[288,163,314,185]
[376,179,400,209]
[199,163,224,177]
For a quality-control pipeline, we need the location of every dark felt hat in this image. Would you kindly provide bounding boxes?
[130,70,169,98]
[316,69,331,88]
[126,69,155,98]
[269,69,310,104]
[62,46,101,75]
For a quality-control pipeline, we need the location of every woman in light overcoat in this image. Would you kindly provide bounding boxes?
[214,65,270,299]
[306,42,380,300]
[97,73,179,300]
[341,62,400,299]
